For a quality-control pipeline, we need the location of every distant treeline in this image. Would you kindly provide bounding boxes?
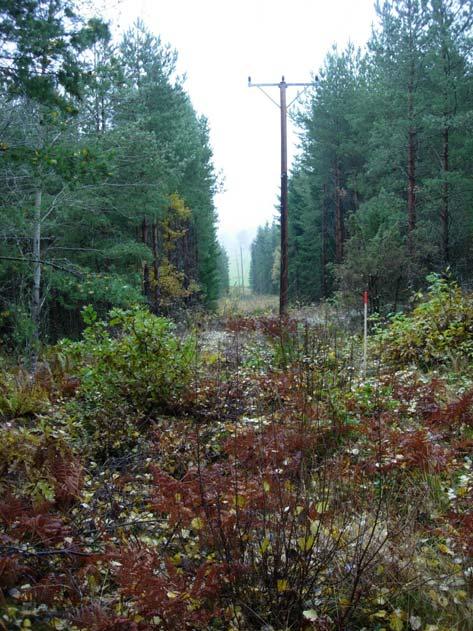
[249,222,280,295]
[250,0,473,311]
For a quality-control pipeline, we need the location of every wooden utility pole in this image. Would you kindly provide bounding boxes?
[248,76,315,316]
[279,79,289,317]
[235,254,241,291]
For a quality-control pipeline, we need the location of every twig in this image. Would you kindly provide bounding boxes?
[0,256,83,278]
[0,545,95,558]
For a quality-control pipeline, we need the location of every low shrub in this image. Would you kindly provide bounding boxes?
[56,307,198,455]
[375,273,473,369]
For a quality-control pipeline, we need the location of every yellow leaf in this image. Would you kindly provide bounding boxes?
[373,610,388,619]
[259,537,270,554]
[191,517,204,530]
[310,520,320,535]
[263,480,270,493]
[437,543,454,556]
[389,609,404,631]
[167,591,179,599]
[453,590,467,603]
[87,574,98,593]
[277,579,288,592]
[233,494,246,508]
[297,535,315,552]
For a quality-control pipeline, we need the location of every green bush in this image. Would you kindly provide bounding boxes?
[375,273,473,369]
[58,307,198,453]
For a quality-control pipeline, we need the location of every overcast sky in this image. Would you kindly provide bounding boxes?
[109,0,378,255]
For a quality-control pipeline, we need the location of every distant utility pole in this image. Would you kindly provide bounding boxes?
[234,254,241,290]
[248,75,316,316]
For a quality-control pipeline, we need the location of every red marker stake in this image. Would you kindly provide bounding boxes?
[362,290,368,378]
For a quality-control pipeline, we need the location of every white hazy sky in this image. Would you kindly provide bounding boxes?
[109,0,377,251]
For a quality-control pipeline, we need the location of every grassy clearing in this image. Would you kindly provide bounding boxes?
[218,290,279,316]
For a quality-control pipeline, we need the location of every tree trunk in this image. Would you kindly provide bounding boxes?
[406,7,417,276]
[31,188,42,368]
[440,26,451,267]
[101,94,106,133]
[152,222,159,313]
[141,218,151,301]
[393,274,402,314]
[407,124,416,259]
[334,161,344,263]
[441,124,449,265]
[182,230,190,292]
[321,184,328,298]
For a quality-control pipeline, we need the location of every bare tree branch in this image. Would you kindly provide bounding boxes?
[0,256,83,277]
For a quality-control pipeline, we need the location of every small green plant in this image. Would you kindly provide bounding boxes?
[0,425,82,506]
[0,370,50,422]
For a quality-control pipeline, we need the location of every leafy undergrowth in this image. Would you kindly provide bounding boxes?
[1,298,472,630]
[374,273,473,371]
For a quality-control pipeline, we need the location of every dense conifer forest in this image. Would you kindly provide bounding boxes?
[0,0,228,358]
[250,0,473,313]
[1,2,473,631]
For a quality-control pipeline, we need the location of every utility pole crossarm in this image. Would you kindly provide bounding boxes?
[249,81,281,87]
[248,76,316,90]
[248,75,316,317]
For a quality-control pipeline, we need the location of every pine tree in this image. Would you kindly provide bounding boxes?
[289,45,367,302]
[0,14,223,351]
[423,0,473,268]
[0,0,108,359]
[368,0,430,279]
[0,0,108,108]
[216,243,230,297]
[249,222,279,295]
[287,0,473,310]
